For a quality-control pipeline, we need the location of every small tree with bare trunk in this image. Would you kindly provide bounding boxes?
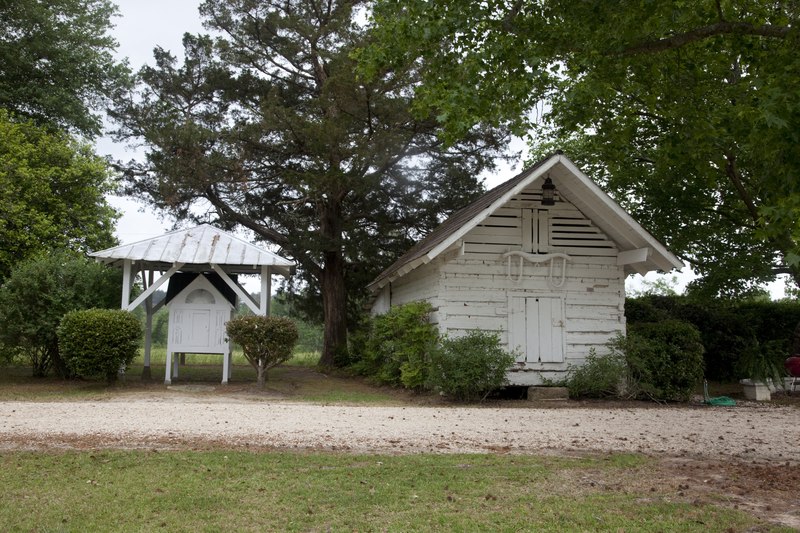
[226,315,298,388]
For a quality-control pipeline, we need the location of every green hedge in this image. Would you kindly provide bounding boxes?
[626,296,800,381]
[352,301,439,389]
[352,302,515,401]
[625,320,705,401]
[565,320,704,402]
[58,309,141,383]
[428,331,515,401]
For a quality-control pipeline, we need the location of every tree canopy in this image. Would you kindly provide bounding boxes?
[0,110,119,282]
[362,0,800,297]
[0,0,129,137]
[111,0,510,365]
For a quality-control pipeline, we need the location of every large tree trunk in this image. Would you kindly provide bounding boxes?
[319,250,348,368]
[318,200,348,368]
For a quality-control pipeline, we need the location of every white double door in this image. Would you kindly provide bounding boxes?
[169,306,230,354]
[509,295,565,364]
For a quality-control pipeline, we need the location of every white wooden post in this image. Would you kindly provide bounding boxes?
[164,350,172,385]
[260,266,271,316]
[142,270,154,380]
[121,259,132,309]
[222,308,233,385]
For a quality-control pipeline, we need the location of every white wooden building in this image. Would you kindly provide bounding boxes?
[91,224,294,384]
[368,152,682,385]
[164,272,238,381]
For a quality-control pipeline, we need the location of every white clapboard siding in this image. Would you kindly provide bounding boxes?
[445,327,508,342]
[567,319,623,333]
[566,308,622,322]
[440,276,622,296]
[440,261,621,280]
[438,291,509,303]
[374,179,627,385]
[566,332,623,346]
[385,260,442,308]
[438,302,506,317]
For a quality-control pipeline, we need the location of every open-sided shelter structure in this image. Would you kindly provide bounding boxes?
[91,224,294,384]
[369,152,682,385]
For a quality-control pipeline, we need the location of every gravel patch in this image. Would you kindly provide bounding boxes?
[1,398,798,463]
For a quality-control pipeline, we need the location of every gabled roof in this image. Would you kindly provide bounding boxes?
[164,272,238,307]
[90,224,294,276]
[368,152,682,292]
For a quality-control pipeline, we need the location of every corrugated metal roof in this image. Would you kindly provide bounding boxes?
[368,152,682,291]
[90,224,294,276]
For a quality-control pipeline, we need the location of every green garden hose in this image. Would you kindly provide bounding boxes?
[703,379,736,406]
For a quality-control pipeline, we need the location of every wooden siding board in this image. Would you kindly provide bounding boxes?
[464,235,522,246]
[566,332,622,345]
[443,316,507,331]
[387,259,442,308]
[468,226,521,237]
[440,276,622,294]
[439,262,622,279]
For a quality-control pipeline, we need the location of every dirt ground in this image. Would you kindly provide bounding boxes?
[1,368,798,529]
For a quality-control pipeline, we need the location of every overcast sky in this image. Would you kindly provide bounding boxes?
[96,0,205,245]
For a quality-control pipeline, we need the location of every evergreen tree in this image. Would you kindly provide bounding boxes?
[112,0,509,365]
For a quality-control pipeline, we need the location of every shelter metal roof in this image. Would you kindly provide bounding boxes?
[90,224,294,276]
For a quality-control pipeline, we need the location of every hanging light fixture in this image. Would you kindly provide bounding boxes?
[541,176,556,206]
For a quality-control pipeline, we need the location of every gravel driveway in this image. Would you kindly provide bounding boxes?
[1,396,798,463]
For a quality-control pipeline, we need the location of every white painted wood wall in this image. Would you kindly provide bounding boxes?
[165,275,235,385]
[377,181,626,385]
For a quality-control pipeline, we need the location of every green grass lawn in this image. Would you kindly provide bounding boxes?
[0,348,416,405]
[0,450,780,532]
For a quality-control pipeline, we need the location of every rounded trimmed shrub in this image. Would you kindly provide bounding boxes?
[226,315,299,387]
[428,331,515,402]
[58,309,141,383]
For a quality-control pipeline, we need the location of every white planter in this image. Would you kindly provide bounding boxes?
[739,379,771,401]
